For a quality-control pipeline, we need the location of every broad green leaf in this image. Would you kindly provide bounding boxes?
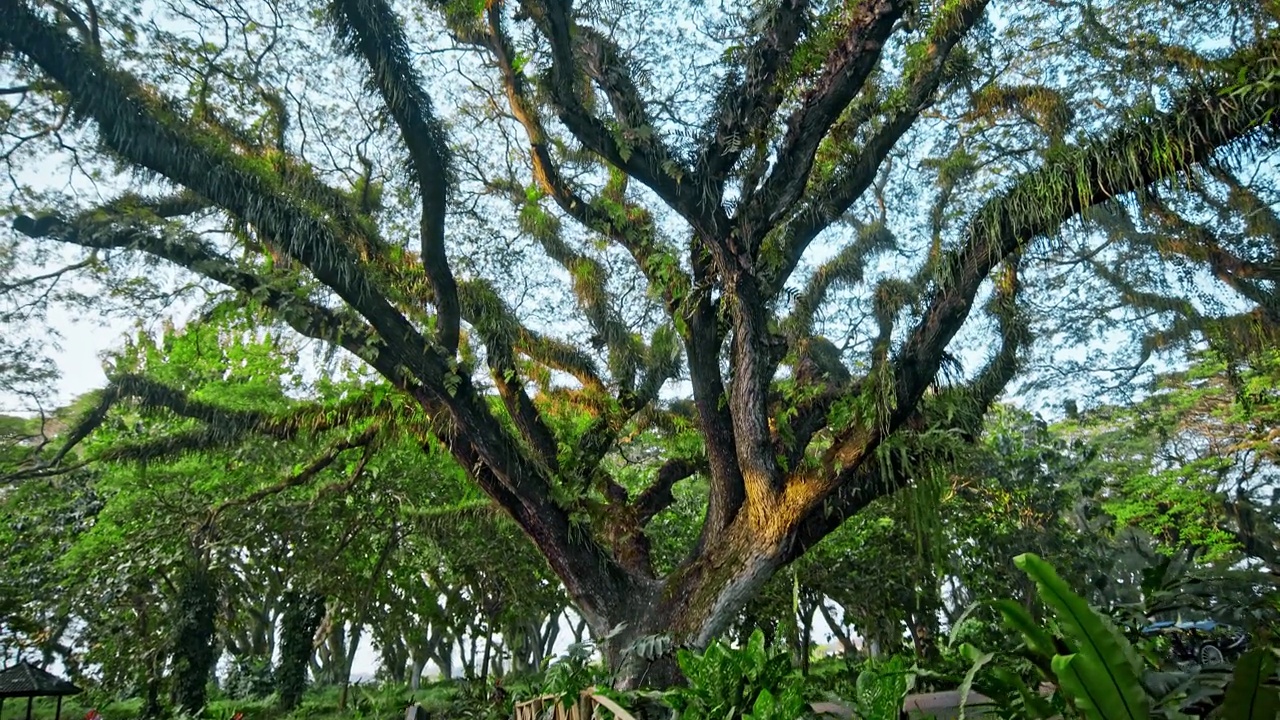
[957,643,994,720]
[1052,653,1148,720]
[1220,648,1279,720]
[994,598,1057,660]
[1017,553,1149,720]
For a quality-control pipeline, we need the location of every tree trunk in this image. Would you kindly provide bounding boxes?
[338,623,361,711]
[569,612,588,645]
[492,642,505,681]
[818,602,855,655]
[603,520,790,689]
[430,641,453,680]
[539,615,561,666]
[321,621,348,687]
[379,637,407,684]
[479,627,493,687]
[142,670,163,720]
[410,655,424,690]
[461,633,476,679]
[170,561,219,716]
[799,599,815,676]
[276,592,325,712]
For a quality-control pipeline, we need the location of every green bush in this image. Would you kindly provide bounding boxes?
[664,629,810,720]
[223,658,275,701]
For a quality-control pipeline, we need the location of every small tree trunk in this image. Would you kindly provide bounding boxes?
[431,642,453,680]
[799,600,815,676]
[276,592,325,712]
[479,627,493,687]
[539,614,561,666]
[492,642,505,681]
[381,640,406,684]
[465,634,478,679]
[142,654,164,720]
[818,602,856,655]
[410,656,424,690]
[338,623,361,711]
[569,612,588,645]
[170,561,219,716]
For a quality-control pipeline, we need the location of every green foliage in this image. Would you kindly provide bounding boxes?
[957,552,1277,720]
[665,629,811,720]
[849,655,917,720]
[542,642,605,709]
[1218,649,1279,720]
[1016,553,1149,720]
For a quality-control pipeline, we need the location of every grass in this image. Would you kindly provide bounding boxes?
[0,680,505,720]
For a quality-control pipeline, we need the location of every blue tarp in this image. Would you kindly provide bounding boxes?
[1140,620,1223,634]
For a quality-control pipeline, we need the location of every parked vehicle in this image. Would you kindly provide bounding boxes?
[1140,620,1248,664]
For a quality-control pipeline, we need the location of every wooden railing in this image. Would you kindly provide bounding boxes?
[512,688,638,720]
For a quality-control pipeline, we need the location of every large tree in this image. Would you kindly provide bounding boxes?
[2,0,1278,687]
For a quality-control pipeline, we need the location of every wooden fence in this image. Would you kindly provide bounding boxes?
[512,689,637,720]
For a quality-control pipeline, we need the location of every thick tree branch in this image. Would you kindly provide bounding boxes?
[11,211,381,359]
[1,1,636,627]
[485,9,687,474]
[764,0,990,294]
[634,458,703,525]
[967,255,1028,417]
[686,248,745,541]
[795,61,1280,535]
[0,1,461,405]
[487,9,693,326]
[212,425,380,519]
[792,256,1026,559]
[576,26,653,134]
[726,270,788,514]
[35,373,376,473]
[887,70,1280,450]
[698,0,809,186]
[327,0,460,353]
[517,0,721,235]
[740,0,907,248]
[478,329,562,472]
